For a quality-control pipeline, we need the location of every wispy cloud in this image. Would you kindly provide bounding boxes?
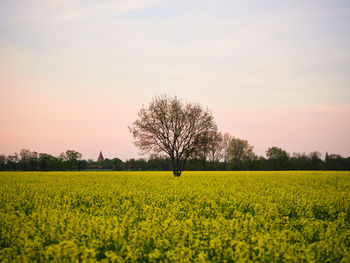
[1,0,349,158]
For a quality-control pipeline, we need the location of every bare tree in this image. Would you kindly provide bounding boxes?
[227,137,256,169]
[207,131,224,163]
[193,130,217,169]
[194,130,223,170]
[221,133,232,167]
[129,95,217,177]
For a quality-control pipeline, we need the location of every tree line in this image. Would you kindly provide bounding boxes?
[0,147,349,172]
[113,149,350,171]
[120,146,350,171]
[0,149,124,171]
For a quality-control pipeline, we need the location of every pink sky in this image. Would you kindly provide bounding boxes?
[1,74,349,160]
[1,0,349,160]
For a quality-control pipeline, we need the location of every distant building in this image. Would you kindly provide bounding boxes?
[97,151,104,162]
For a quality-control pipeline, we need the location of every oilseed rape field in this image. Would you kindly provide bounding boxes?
[0,171,349,262]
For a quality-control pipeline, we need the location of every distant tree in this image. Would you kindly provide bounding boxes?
[226,137,256,170]
[0,155,6,171]
[256,156,267,170]
[7,153,19,171]
[266,146,289,170]
[290,152,309,170]
[59,150,82,171]
[221,133,232,169]
[344,157,350,170]
[308,151,322,170]
[148,154,170,171]
[194,131,211,170]
[325,152,329,169]
[38,153,56,171]
[100,158,121,170]
[325,153,344,170]
[28,151,38,170]
[19,149,31,171]
[205,131,224,170]
[77,160,87,171]
[101,158,113,169]
[207,131,224,163]
[266,146,288,160]
[124,158,147,171]
[111,158,123,170]
[194,129,222,170]
[129,95,217,177]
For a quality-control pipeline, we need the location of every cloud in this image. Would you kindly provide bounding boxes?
[1,0,161,25]
[1,0,349,158]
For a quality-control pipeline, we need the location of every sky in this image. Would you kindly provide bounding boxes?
[1,0,349,161]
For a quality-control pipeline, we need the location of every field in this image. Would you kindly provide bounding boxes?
[0,171,349,262]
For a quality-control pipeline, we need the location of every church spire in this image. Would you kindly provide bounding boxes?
[97,150,104,162]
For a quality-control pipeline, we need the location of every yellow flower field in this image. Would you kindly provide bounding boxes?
[0,171,349,262]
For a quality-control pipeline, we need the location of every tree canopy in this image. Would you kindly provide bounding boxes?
[226,137,256,169]
[129,95,217,176]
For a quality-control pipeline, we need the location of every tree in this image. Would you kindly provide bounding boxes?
[266,146,289,160]
[325,153,344,170]
[148,154,170,171]
[290,152,309,170]
[77,160,87,171]
[111,158,123,170]
[308,151,322,170]
[129,95,217,177]
[207,131,224,163]
[0,155,6,171]
[226,137,256,169]
[7,153,19,171]
[59,150,82,171]
[38,153,56,171]
[221,132,232,169]
[266,146,289,170]
[194,129,222,170]
[28,151,38,171]
[19,149,31,171]
[203,130,224,170]
[18,149,39,170]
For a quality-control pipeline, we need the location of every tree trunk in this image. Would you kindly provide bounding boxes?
[173,170,182,177]
[171,156,186,177]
